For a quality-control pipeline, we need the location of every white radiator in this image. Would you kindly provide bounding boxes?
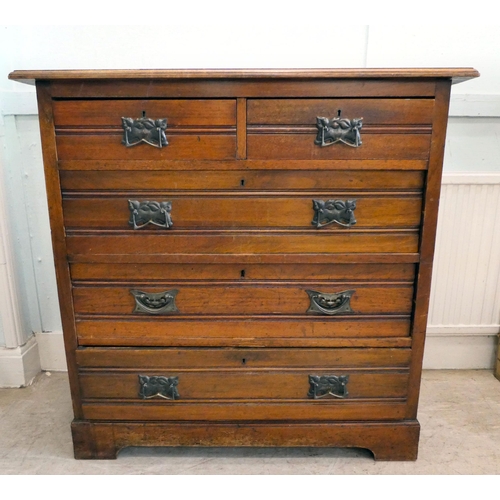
[425,173,500,368]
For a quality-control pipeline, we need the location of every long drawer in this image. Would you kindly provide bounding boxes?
[60,170,426,192]
[77,347,410,421]
[72,283,414,316]
[66,232,419,256]
[63,194,422,230]
[70,262,416,281]
[54,99,237,161]
[75,318,412,347]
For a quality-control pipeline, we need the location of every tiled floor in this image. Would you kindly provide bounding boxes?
[0,370,499,474]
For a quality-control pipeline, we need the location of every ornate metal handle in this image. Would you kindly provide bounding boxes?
[312,199,356,228]
[308,375,349,399]
[121,116,168,148]
[128,200,173,229]
[314,114,362,148]
[306,289,355,315]
[139,375,179,400]
[130,289,179,315]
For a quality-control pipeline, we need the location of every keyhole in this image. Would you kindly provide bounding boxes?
[240,179,245,187]
[142,110,146,118]
[240,269,246,278]
[242,358,246,365]
[337,109,342,117]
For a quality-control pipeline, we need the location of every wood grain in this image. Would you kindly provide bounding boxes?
[72,283,414,316]
[60,169,426,191]
[66,232,420,256]
[75,347,412,369]
[53,99,236,127]
[247,98,434,125]
[70,262,416,282]
[70,420,420,460]
[47,79,439,99]
[62,195,422,229]
[75,318,412,346]
[247,134,431,160]
[58,159,429,171]
[79,371,409,400]
[81,401,408,422]
[56,134,236,160]
[9,67,480,82]
[35,82,83,419]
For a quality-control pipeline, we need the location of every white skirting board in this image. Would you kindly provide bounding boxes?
[35,331,67,372]
[0,336,40,387]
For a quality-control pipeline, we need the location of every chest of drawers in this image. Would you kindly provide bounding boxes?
[9,68,479,460]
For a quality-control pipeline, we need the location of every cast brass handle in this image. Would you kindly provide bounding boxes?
[130,289,179,315]
[312,199,357,228]
[121,116,168,148]
[128,200,173,230]
[306,289,355,316]
[308,375,349,399]
[315,114,362,148]
[138,375,180,400]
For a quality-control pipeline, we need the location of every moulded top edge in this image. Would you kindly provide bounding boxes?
[8,67,480,86]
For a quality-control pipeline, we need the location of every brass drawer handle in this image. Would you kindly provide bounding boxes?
[128,200,173,229]
[315,114,362,148]
[121,116,168,148]
[306,289,355,315]
[139,375,180,400]
[308,375,349,399]
[312,199,357,228]
[130,289,179,315]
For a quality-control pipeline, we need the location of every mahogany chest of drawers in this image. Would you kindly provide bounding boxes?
[10,68,479,460]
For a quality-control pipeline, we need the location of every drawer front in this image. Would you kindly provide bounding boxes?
[75,347,411,369]
[79,371,408,400]
[247,97,432,160]
[56,135,236,161]
[77,347,409,421]
[66,232,419,256]
[53,99,237,127]
[70,262,416,282]
[72,283,414,316]
[60,170,426,192]
[247,98,434,125]
[63,195,422,230]
[247,134,431,160]
[76,318,412,346]
[55,99,237,161]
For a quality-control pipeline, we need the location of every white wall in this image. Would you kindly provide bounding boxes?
[0,24,499,371]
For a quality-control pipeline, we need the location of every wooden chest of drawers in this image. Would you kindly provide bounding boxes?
[10,68,479,460]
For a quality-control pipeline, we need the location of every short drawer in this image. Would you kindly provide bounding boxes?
[72,283,414,316]
[77,347,410,421]
[54,99,237,161]
[62,194,422,230]
[247,98,432,160]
